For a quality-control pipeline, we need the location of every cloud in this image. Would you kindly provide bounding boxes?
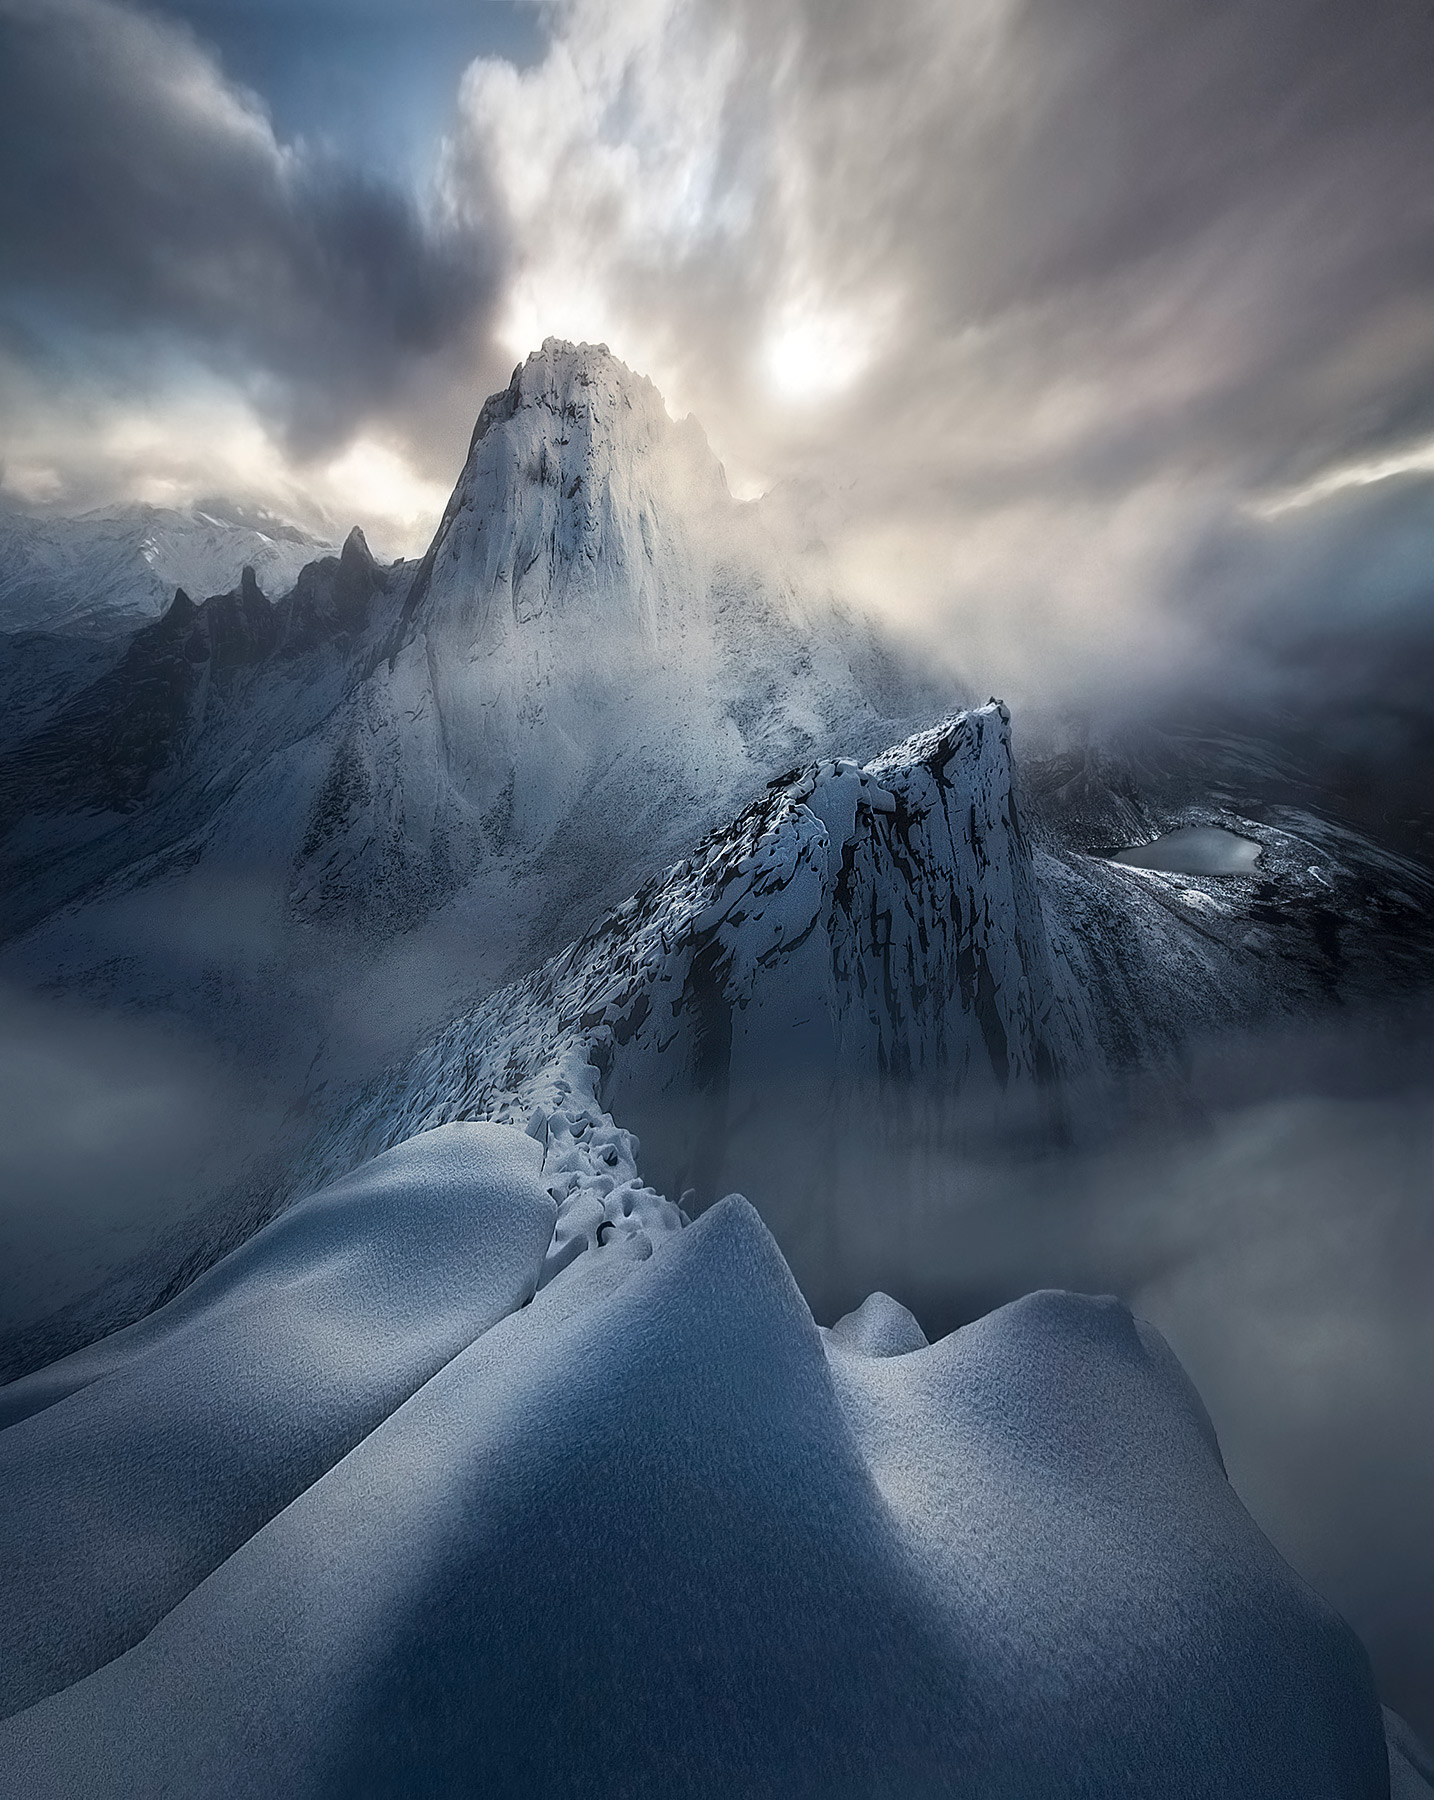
[6,0,1434,707]
[447,0,1434,459]
[434,0,1434,709]
[0,0,508,488]
[0,978,285,1350]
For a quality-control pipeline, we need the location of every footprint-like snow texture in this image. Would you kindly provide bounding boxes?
[0,1132,1409,1797]
[0,1123,556,1719]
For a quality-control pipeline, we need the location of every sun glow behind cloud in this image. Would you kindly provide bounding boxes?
[6,0,1434,726]
[1252,436,1434,517]
[317,440,451,552]
[760,293,894,407]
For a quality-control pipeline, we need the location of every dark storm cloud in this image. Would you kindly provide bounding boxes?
[4,0,1434,681]
[0,0,506,454]
[742,0,1434,513]
[792,0,1434,721]
[448,0,1434,720]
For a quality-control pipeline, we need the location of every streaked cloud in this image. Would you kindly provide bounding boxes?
[4,0,1434,704]
[0,0,508,544]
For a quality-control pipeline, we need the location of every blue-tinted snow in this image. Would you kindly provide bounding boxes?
[0,1126,1416,1796]
[1389,1708,1434,1798]
[823,1288,929,1357]
[0,1123,554,1717]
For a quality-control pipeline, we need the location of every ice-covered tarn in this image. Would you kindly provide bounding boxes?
[1112,825,1264,875]
[0,1119,1426,1797]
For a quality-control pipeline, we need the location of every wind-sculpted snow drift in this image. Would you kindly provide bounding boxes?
[0,1126,556,1717]
[0,1120,1421,1797]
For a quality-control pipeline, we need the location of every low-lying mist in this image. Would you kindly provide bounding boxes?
[0,870,530,1378]
[623,995,1434,1739]
[0,981,285,1355]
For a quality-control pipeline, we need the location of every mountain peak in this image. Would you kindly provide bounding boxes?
[392,341,728,665]
[468,338,665,455]
[339,525,374,574]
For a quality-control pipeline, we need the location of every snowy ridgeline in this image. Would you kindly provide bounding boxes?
[296,695,1434,1270]
[0,1120,1427,1795]
[4,343,1434,1789]
[297,701,1080,1279]
[0,500,336,638]
[5,338,1426,1028]
[0,339,928,970]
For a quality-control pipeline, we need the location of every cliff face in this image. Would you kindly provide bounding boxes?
[4,343,1430,1257]
[0,342,921,951]
[0,532,395,936]
[295,685,1434,1309]
[290,339,912,928]
[299,704,1076,1274]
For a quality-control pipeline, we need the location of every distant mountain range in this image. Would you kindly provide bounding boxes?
[0,498,338,640]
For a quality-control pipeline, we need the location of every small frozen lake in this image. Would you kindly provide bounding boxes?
[1112,826,1262,877]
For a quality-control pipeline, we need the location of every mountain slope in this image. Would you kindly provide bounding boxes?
[0,499,336,639]
[287,697,1434,1322]
[3,340,1430,1356]
[301,703,1070,1205]
[288,338,929,934]
[0,529,403,939]
[0,1145,1398,1797]
[0,343,937,1042]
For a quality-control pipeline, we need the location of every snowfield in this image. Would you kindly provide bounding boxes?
[0,498,336,639]
[0,1120,1423,1796]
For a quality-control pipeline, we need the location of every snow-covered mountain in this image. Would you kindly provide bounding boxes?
[288,339,925,934]
[0,528,407,940]
[295,704,1070,1281]
[4,349,1434,1792]
[0,631,120,754]
[0,498,337,639]
[0,342,934,1022]
[287,700,1433,1321]
[2,339,1431,1344]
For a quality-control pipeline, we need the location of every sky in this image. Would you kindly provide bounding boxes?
[4,0,1434,711]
